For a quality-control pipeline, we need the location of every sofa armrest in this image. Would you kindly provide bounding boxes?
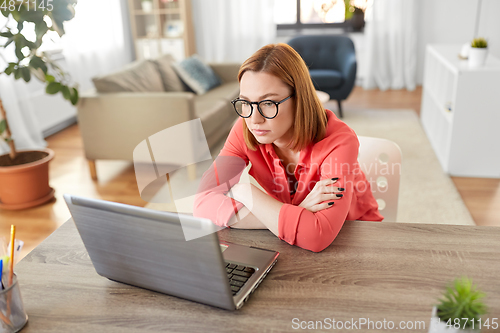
[77,91,196,161]
[208,63,241,84]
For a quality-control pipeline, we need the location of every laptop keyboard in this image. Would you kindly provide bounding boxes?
[225,262,255,296]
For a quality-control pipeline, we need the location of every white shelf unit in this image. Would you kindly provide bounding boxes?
[128,0,196,61]
[421,44,500,178]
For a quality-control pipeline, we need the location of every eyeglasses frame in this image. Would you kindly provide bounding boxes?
[231,95,293,119]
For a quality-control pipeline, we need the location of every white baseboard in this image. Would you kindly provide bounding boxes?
[43,116,77,138]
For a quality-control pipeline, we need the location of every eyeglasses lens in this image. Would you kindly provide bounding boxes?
[233,101,277,118]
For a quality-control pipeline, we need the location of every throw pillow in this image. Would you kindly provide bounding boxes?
[92,60,164,93]
[151,54,186,92]
[172,55,222,95]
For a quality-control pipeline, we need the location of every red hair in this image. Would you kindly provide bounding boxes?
[238,43,328,151]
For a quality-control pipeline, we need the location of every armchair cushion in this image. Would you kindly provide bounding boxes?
[92,60,165,93]
[309,69,343,89]
[288,35,357,102]
[172,54,222,95]
[151,54,186,92]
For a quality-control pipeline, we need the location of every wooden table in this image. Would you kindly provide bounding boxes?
[16,220,500,332]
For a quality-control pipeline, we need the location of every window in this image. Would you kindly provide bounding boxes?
[274,0,370,30]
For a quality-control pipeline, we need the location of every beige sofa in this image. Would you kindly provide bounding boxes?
[77,55,240,180]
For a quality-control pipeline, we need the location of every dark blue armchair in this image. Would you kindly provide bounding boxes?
[288,35,357,118]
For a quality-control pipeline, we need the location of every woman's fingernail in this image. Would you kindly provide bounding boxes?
[338,188,345,191]
[331,177,339,181]
[328,202,334,205]
[336,194,343,197]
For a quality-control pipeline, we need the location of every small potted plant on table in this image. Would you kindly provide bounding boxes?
[344,0,367,31]
[469,38,488,67]
[428,276,488,333]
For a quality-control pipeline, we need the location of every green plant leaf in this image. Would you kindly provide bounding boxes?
[51,2,76,21]
[14,47,25,61]
[4,63,16,75]
[29,55,48,74]
[45,74,55,82]
[47,1,77,37]
[11,9,21,21]
[26,40,37,50]
[0,31,14,38]
[70,87,79,105]
[1,0,78,109]
[21,67,31,82]
[19,8,44,24]
[3,37,14,48]
[14,34,34,61]
[0,119,6,134]
[46,82,62,94]
[13,33,36,49]
[14,67,22,80]
[61,85,71,100]
[35,20,48,41]
[437,276,488,328]
[344,0,353,20]
[471,37,488,48]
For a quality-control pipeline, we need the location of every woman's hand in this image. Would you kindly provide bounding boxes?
[298,178,344,213]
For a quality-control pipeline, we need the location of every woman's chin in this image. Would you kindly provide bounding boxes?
[254,136,273,144]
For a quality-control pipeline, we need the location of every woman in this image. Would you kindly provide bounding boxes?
[194,43,383,252]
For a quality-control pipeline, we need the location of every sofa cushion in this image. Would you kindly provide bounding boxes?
[172,55,222,95]
[92,60,165,93]
[195,98,235,137]
[151,54,186,92]
[203,81,240,101]
[309,69,343,89]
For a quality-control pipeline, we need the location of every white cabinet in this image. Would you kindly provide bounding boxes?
[421,44,500,178]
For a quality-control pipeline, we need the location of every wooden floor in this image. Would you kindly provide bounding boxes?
[1,86,499,261]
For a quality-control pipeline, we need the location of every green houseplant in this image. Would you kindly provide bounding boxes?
[471,38,488,49]
[344,0,367,31]
[429,277,488,333]
[469,37,488,68]
[0,0,79,209]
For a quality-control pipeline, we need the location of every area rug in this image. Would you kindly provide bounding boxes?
[146,108,475,226]
[338,107,474,225]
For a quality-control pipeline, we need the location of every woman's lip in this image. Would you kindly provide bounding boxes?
[253,129,270,135]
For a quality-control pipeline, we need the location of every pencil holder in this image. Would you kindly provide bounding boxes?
[0,274,28,333]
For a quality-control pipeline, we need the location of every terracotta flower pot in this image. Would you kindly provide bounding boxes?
[0,148,55,210]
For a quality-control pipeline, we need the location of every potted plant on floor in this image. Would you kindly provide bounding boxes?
[428,276,488,333]
[469,38,488,68]
[0,0,79,210]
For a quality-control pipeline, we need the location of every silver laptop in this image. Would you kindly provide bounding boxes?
[64,194,279,310]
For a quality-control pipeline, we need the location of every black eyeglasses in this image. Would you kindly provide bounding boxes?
[231,95,293,119]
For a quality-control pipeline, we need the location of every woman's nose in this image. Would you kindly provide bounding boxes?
[249,106,265,123]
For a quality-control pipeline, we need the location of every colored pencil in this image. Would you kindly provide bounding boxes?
[8,225,15,287]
